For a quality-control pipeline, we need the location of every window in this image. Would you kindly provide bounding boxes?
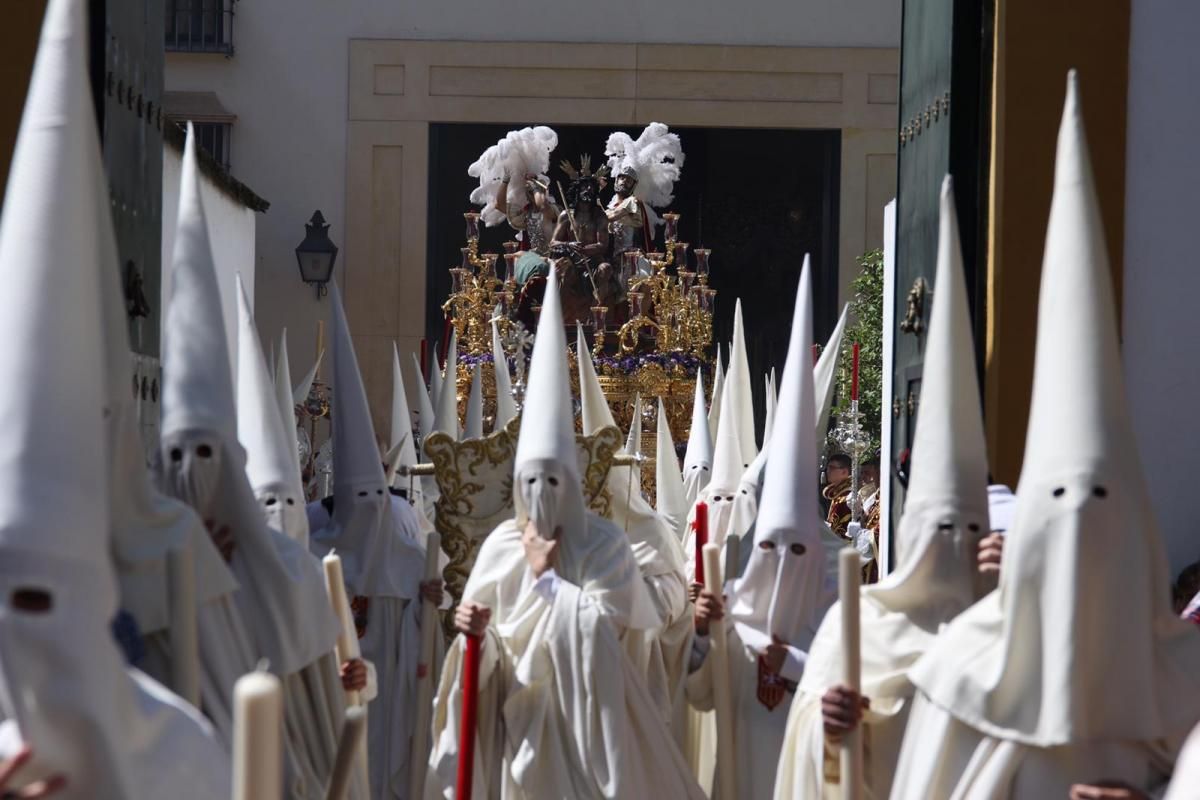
[193,122,233,171]
[166,0,235,54]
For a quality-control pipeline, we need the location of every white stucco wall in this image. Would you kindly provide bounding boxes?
[1123,2,1200,579]
[165,0,901,405]
[161,144,257,379]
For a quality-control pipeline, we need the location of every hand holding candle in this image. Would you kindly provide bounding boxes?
[694,501,709,585]
[323,552,361,706]
[839,548,864,800]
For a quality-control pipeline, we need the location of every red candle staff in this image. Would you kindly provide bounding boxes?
[851,342,860,402]
[455,633,482,799]
[419,338,428,383]
[694,501,709,585]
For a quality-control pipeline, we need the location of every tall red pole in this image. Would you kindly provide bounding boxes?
[455,634,482,799]
[694,501,709,585]
[419,338,428,383]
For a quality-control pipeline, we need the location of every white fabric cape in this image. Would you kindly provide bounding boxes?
[426,515,701,799]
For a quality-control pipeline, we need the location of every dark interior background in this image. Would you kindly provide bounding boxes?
[427,123,842,441]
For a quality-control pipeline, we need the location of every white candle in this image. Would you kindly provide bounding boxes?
[323,552,361,705]
[233,671,282,800]
[839,548,864,800]
[167,540,200,707]
[703,542,737,800]
[326,706,367,800]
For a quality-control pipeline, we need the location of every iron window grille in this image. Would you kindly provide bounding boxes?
[166,0,235,55]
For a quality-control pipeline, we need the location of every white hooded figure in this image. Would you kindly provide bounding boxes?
[491,320,518,430]
[576,326,691,729]
[0,2,230,795]
[683,357,751,583]
[237,279,311,548]
[390,342,435,536]
[681,374,713,509]
[160,127,342,793]
[708,347,724,444]
[686,258,827,800]
[774,177,991,800]
[235,277,359,798]
[308,284,441,799]
[426,274,702,799]
[408,351,441,528]
[656,399,689,542]
[433,330,460,440]
[727,301,758,465]
[889,73,1200,799]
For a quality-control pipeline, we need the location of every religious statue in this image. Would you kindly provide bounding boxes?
[606,165,650,261]
[604,122,686,269]
[549,155,619,324]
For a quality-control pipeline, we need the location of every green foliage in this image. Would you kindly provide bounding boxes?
[829,249,884,456]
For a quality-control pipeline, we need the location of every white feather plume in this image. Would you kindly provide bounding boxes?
[604,122,685,227]
[468,126,558,227]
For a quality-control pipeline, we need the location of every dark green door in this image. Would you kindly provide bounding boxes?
[889,0,992,559]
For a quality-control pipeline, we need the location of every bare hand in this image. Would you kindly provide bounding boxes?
[205,520,234,563]
[420,579,444,607]
[0,745,67,797]
[688,581,703,604]
[693,588,724,636]
[1068,782,1149,800]
[822,684,869,742]
[455,601,491,638]
[339,658,367,692]
[522,520,560,578]
[762,634,790,674]
[978,533,1004,576]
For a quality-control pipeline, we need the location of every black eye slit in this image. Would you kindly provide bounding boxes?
[265,498,277,506]
[937,522,954,531]
[376,490,384,495]
[758,541,776,550]
[548,476,559,487]
[967,523,980,533]
[790,543,807,555]
[740,489,748,495]
[527,477,536,485]
[285,498,295,506]
[1092,486,1107,498]
[11,588,53,613]
[196,444,213,458]
[357,491,368,497]
[170,448,183,462]
[1052,487,1066,498]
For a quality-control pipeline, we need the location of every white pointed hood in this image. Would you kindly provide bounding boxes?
[274,329,303,484]
[433,330,460,439]
[682,373,713,503]
[464,363,484,439]
[162,126,338,675]
[0,4,228,793]
[237,276,308,545]
[389,342,418,473]
[911,74,1200,746]
[291,348,323,407]
[624,394,644,455]
[814,304,849,438]
[427,344,444,426]
[708,346,724,443]
[410,352,436,448]
[695,355,747,549]
[762,371,777,444]
[729,256,825,653]
[800,177,992,714]
[97,126,234,637]
[578,323,614,433]
[727,300,757,464]
[313,283,423,598]
[492,320,517,430]
[655,400,688,539]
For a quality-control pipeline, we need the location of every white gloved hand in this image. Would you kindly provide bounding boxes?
[849,521,875,562]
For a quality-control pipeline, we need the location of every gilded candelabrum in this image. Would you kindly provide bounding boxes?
[443,213,520,357]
